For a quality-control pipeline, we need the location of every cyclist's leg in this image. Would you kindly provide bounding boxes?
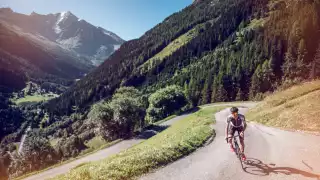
[239,128,247,160]
[227,126,236,150]
[238,127,245,153]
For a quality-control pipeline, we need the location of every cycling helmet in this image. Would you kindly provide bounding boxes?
[230,107,239,113]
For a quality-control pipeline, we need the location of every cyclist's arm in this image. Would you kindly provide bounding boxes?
[243,116,247,131]
[225,118,230,137]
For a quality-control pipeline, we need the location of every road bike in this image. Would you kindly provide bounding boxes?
[226,132,244,163]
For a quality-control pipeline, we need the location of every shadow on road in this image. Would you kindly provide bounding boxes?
[133,107,201,140]
[135,125,169,139]
[178,107,200,115]
[243,158,320,180]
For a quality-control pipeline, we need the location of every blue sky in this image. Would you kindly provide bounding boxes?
[0,0,192,40]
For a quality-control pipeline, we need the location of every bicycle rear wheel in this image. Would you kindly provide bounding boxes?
[234,141,242,162]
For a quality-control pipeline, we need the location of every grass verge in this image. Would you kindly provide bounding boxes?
[51,106,227,180]
[247,80,320,133]
[153,115,177,125]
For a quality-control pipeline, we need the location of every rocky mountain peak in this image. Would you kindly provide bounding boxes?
[0,8,125,66]
[0,7,13,14]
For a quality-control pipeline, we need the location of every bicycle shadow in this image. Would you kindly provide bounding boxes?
[242,158,320,180]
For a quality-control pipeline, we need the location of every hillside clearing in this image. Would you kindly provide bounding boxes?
[247,80,320,133]
[139,23,205,73]
[13,94,58,104]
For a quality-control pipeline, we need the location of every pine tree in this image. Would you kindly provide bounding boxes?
[214,72,228,102]
[188,78,199,107]
[215,85,228,102]
[235,87,242,101]
[210,85,217,103]
[250,65,262,99]
[311,42,320,78]
[184,81,188,95]
[296,39,309,79]
[201,80,209,105]
[261,60,274,92]
[282,47,296,81]
[201,72,213,104]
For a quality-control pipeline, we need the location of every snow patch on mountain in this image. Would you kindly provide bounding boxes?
[97,45,108,53]
[54,12,65,33]
[57,35,81,49]
[90,45,110,65]
[103,30,112,37]
[54,11,71,34]
[113,44,121,51]
[0,8,125,66]
[101,29,123,43]
[54,24,62,34]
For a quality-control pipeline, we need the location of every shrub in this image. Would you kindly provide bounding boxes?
[88,102,117,141]
[78,130,95,142]
[9,132,58,178]
[109,92,146,137]
[88,87,146,140]
[55,135,86,159]
[146,85,188,123]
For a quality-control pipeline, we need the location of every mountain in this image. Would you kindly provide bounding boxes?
[0,21,91,92]
[0,8,125,66]
[45,0,320,115]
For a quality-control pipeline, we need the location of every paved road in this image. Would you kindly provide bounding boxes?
[18,126,31,154]
[140,107,320,180]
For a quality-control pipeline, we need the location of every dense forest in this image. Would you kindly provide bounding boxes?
[0,93,23,141]
[48,0,320,116]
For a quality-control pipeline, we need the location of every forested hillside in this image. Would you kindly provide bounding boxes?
[49,0,320,114]
[0,93,23,141]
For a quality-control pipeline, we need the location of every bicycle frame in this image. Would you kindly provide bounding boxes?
[226,132,242,162]
[233,135,242,162]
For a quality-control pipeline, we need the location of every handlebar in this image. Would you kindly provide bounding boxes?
[225,135,240,142]
[225,135,239,139]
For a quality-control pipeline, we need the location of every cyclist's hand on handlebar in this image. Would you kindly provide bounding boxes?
[240,131,244,137]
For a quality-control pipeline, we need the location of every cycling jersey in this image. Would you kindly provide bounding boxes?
[226,114,246,137]
[226,114,246,128]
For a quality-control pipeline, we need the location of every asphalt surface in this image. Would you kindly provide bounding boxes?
[140,107,320,180]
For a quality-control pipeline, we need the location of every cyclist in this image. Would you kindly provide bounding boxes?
[225,107,247,161]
